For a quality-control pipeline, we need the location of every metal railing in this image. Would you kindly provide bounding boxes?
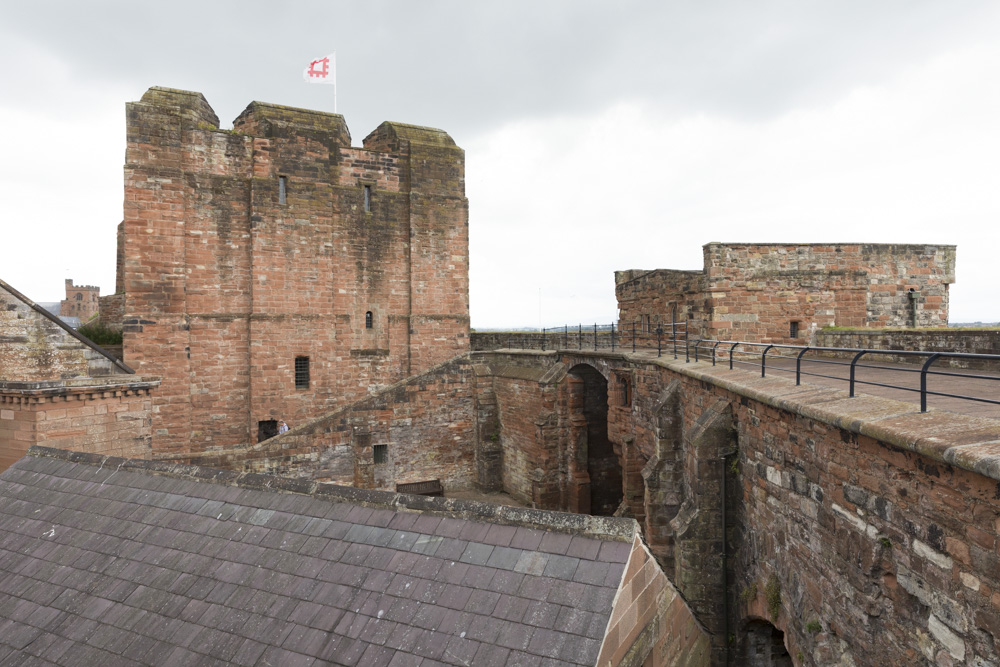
[473,324,1000,414]
[689,340,1000,413]
[536,321,692,358]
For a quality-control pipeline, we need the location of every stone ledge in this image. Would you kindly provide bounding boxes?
[0,376,161,396]
[25,445,636,542]
[651,356,1000,483]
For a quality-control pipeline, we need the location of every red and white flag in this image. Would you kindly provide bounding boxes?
[303,53,336,85]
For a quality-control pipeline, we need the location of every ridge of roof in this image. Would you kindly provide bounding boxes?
[26,446,636,543]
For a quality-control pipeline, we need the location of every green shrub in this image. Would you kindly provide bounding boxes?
[765,574,781,620]
[77,322,123,346]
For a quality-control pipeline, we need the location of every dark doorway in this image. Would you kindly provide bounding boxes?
[569,365,623,516]
[257,419,278,442]
[744,620,792,667]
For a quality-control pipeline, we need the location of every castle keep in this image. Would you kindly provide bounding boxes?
[122,88,469,455]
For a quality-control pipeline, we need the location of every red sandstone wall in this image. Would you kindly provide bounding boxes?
[97,293,124,331]
[190,355,478,491]
[606,353,999,664]
[615,244,955,347]
[122,88,469,455]
[616,269,708,342]
[597,533,711,666]
[0,379,156,471]
[703,243,955,342]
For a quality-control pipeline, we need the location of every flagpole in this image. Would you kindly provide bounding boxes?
[334,52,337,114]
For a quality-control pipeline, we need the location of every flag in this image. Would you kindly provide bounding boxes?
[303,53,336,85]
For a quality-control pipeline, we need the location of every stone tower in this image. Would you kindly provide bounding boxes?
[122,87,469,455]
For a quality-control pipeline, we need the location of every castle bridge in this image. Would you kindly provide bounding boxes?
[501,346,1000,665]
[197,343,1000,665]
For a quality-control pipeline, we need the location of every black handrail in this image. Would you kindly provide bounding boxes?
[477,326,999,414]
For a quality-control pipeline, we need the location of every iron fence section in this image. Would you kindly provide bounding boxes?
[473,325,1000,414]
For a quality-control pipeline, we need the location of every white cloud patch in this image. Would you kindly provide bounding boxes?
[469,40,1000,327]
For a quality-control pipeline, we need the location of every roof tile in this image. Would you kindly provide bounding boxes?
[0,453,631,666]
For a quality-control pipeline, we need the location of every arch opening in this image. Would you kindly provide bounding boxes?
[743,620,792,667]
[567,364,622,516]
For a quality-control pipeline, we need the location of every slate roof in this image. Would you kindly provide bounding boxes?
[0,447,636,666]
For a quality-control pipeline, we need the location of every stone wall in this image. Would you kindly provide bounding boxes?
[0,376,158,471]
[97,293,124,331]
[616,269,709,340]
[817,327,1000,358]
[122,87,469,456]
[597,533,711,666]
[617,243,956,346]
[480,348,1000,665]
[1,280,127,381]
[178,355,483,493]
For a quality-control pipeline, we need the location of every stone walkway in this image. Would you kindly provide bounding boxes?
[636,349,1000,420]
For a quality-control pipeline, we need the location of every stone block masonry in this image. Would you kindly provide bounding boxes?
[122,87,469,455]
[0,279,159,471]
[618,242,956,344]
[0,377,158,471]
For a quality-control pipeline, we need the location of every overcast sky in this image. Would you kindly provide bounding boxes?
[2,1,998,327]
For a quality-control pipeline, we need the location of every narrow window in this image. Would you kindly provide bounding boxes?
[620,377,631,406]
[373,444,388,464]
[294,356,310,389]
[363,185,371,212]
[365,311,373,329]
[279,176,287,205]
[789,321,800,339]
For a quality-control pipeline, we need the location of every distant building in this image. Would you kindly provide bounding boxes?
[616,242,955,344]
[60,278,100,323]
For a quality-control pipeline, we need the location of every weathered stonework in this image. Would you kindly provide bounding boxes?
[817,327,1000,365]
[617,243,956,344]
[1,279,129,381]
[0,279,158,471]
[0,377,157,471]
[122,87,469,456]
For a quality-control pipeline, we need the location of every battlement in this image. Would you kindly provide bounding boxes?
[137,86,219,128]
[64,279,99,291]
[233,100,351,145]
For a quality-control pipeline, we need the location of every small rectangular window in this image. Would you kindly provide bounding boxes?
[294,356,310,389]
[789,321,800,339]
[363,185,372,212]
[373,444,388,464]
[279,176,287,205]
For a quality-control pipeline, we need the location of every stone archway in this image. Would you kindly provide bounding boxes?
[743,620,792,666]
[566,364,623,516]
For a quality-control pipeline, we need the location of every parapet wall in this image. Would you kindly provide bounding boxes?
[467,348,1000,664]
[0,376,158,471]
[817,328,1000,358]
[172,354,485,493]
